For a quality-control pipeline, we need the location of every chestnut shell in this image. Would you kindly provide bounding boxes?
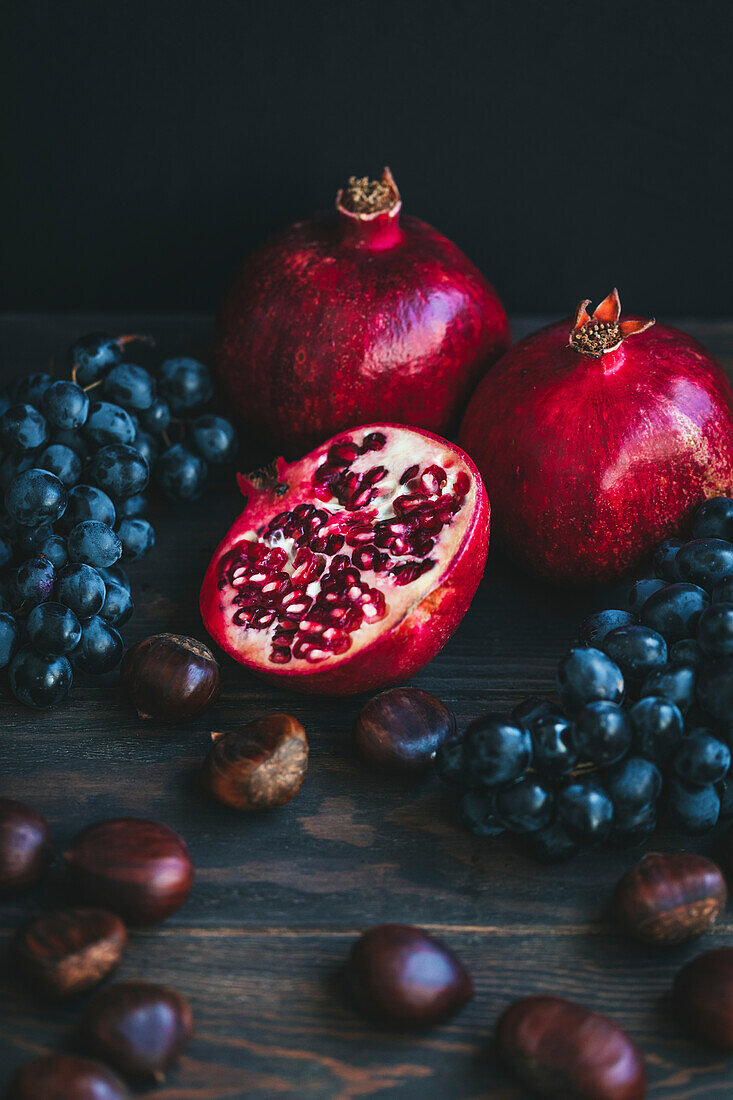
[120,633,222,722]
[673,946,733,1048]
[14,907,127,997]
[347,923,473,1028]
[64,818,193,925]
[202,713,308,811]
[614,851,727,945]
[0,798,52,897]
[80,980,194,1083]
[353,687,456,775]
[6,1053,131,1099]
[497,995,647,1100]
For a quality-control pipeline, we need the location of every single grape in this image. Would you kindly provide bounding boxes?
[692,496,733,541]
[158,356,213,413]
[1,404,49,453]
[97,564,130,593]
[55,563,106,619]
[115,492,147,518]
[459,789,504,836]
[156,444,207,501]
[5,468,67,527]
[73,616,124,674]
[133,429,158,468]
[190,414,238,464]
[653,538,684,581]
[138,396,171,435]
[495,777,554,833]
[556,647,624,715]
[9,645,73,708]
[629,696,684,762]
[26,601,82,655]
[36,443,82,488]
[556,779,614,843]
[579,609,636,648]
[102,363,156,410]
[13,373,53,407]
[463,716,532,787]
[67,332,121,386]
[37,533,68,569]
[13,555,55,608]
[602,624,667,683]
[91,444,149,499]
[67,521,122,569]
[100,581,133,626]
[666,775,720,834]
[116,517,155,561]
[42,380,90,429]
[83,401,137,447]
[61,484,116,532]
[0,612,20,668]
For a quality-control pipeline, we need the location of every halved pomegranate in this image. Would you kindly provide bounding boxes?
[200,424,489,695]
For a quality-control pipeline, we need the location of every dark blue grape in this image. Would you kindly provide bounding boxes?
[697,657,733,726]
[67,521,122,569]
[527,822,580,863]
[602,624,667,683]
[9,645,72,708]
[100,581,133,626]
[158,356,213,413]
[133,430,158,469]
[0,612,20,669]
[36,444,82,488]
[13,555,55,608]
[640,582,709,642]
[434,737,466,787]
[669,638,704,667]
[83,402,136,447]
[190,414,238,464]
[26,601,82,655]
[91,444,149,499]
[510,697,557,729]
[673,734,731,785]
[138,396,171,435]
[675,538,733,591]
[0,453,35,492]
[556,647,624,715]
[97,564,130,593]
[459,789,504,836]
[654,538,684,581]
[42,381,89,429]
[572,701,631,766]
[115,493,147,519]
[11,520,54,555]
[73,616,123,674]
[13,373,53,407]
[629,696,684,762]
[0,535,13,570]
[692,497,733,542]
[67,332,121,386]
[156,444,207,501]
[495,777,553,833]
[626,577,666,612]
[557,779,614,843]
[116,517,155,561]
[579,609,636,648]
[52,428,91,458]
[698,603,733,658]
[640,661,696,713]
[55,563,106,619]
[1,404,49,453]
[5,468,67,527]
[37,534,67,569]
[605,757,662,816]
[103,363,156,410]
[463,716,532,787]
[608,803,657,849]
[61,484,116,532]
[666,775,720,834]
[530,713,576,778]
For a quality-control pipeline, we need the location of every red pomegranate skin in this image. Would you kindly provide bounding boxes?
[215,171,509,454]
[459,309,733,585]
[200,423,489,695]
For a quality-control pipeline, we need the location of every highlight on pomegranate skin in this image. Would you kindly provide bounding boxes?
[215,168,510,454]
[459,289,733,586]
[200,424,489,695]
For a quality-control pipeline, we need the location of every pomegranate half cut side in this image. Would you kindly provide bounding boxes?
[200,424,489,695]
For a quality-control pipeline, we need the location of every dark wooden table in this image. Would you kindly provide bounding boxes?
[1,314,733,1099]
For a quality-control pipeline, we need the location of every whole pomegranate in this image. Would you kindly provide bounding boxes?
[200,424,489,695]
[460,290,733,585]
[215,169,509,453]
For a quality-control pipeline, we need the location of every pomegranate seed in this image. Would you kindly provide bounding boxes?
[352,546,386,571]
[305,649,328,662]
[363,465,387,485]
[265,511,291,535]
[270,646,292,664]
[233,608,254,626]
[392,560,435,585]
[393,493,429,516]
[400,464,420,484]
[346,487,378,510]
[345,525,375,547]
[250,608,276,629]
[453,471,470,497]
[328,440,360,466]
[419,464,447,495]
[361,432,386,452]
[310,533,345,555]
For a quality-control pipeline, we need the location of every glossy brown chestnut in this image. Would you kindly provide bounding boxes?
[80,980,194,1083]
[347,923,473,1028]
[6,1053,131,1100]
[353,688,456,775]
[202,713,308,810]
[64,818,193,925]
[0,798,52,897]
[673,947,733,1048]
[120,633,221,723]
[497,995,647,1100]
[613,852,727,945]
[14,907,127,997]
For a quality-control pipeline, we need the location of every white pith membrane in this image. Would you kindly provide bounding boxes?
[215,429,476,667]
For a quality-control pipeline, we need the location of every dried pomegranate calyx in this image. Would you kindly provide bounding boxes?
[569,288,655,358]
[337,167,401,218]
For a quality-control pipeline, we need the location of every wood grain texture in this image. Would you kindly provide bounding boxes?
[1,314,733,1098]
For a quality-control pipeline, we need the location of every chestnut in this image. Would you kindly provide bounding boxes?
[202,713,308,810]
[14,907,127,997]
[0,798,52,897]
[80,980,194,1083]
[613,851,727,945]
[347,923,473,1028]
[6,1054,130,1099]
[64,817,193,925]
[353,687,456,775]
[673,946,733,1048]
[120,633,221,722]
[496,995,647,1100]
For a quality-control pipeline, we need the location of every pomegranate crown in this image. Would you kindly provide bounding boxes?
[569,289,655,358]
[336,167,401,219]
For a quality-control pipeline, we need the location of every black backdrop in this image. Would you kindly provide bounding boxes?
[2,0,731,316]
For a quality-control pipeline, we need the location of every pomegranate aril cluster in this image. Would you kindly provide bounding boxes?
[219,431,469,666]
[437,496,733,860]
[0,332,237,709]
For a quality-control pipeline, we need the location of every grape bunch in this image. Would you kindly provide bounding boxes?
[0,331,238,709]
[437,496,733,861]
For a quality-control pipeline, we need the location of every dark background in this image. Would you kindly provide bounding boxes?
[2,0,731,316]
